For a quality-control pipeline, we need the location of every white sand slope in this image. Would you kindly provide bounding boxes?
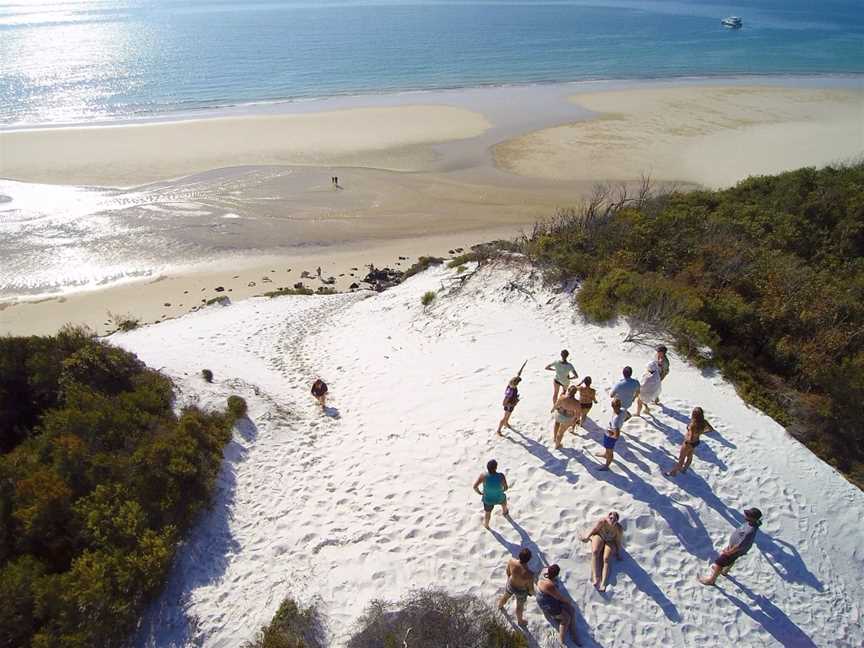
[114,263,864,647]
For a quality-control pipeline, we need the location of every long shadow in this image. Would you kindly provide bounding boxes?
[659,404,736,450]
[755,534,824,592]
[552,576,604,648]
[489,517,550,574]
[506,429,580,486]
[132,417,259,647]
[616,550,681,622]
[719,576,818,647]
[323,405,340,419]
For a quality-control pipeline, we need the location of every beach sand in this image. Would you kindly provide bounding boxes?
[494,86,864,187]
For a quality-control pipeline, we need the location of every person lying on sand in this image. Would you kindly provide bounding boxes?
[473,459,509,529]
[575,377,597,427]
[580,511,623,592]
[610,366,640,422]
[311,378,328,408]
[536,564,581,645]
[552,386,580,449]
[699,508,762,585]
[596,398,625,471]
[546,349,577,407]
[665,407,714,477]
[497,376,522,436]
[498,547,535,626]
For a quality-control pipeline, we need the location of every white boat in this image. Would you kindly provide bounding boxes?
[722,16,743,28]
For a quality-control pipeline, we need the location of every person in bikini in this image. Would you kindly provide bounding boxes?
[497,547,535,626]
[552,386,580,449]
[536,564,581,645]
[665,407,714,476]
[575,376,598,427]
[546,349,577,408]
[497,376,522,436]
[580,511,623,592]
[311,378,328,408]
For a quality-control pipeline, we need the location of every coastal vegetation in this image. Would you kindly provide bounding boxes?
[242,597,325,648]
[0,327,237,647]
[421,290,437,308]
[524,163,864,487]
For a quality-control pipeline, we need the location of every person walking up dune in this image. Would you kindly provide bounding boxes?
[473,459,509,529]
[575,377,598,427]
[552,386,580,449]
[665,407,714,477]
[546,350,577,407]
[497,547,535,626]
[610,366,640,422]
[311,378,328,408]
[699,508,763,585]
[497,376,522,436]
[580,511,623,592]
[596,398,625,471]
[537,564,581,645]
[636,361,661,416]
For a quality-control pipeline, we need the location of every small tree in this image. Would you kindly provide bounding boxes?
[420,291,436,309]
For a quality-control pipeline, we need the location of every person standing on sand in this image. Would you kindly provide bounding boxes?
[311,378,328,408]
[536,565,581,646]
[699,508,763,585]
[473,459,509,529]
[665,407,714,477]
[635,361,661,416]
[497,547,535,626]
[610,366,640,422]
[497,376,522,436]
[580,511,623,592]
[596,398,625,471]
[552,386,580,449]
[655,345,670,404]
[575,377,598,427]
[546,350,577,407]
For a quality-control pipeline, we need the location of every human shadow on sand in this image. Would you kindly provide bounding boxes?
[659,405,737,450]
[131,416,258,647]
[643,417,728,472]
[719,576,818,647]
[756,534,824,592]
[602,550,681,622]
[323,405,340,419]
[506,429,580,486]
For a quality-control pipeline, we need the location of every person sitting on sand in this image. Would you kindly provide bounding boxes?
[699,508,763,585]
[575,377,598,426]
[665,407,714,477]
[311,378,328,408]
[552,386,580,449]
[546,350,577,407]
[497,547,535,626]
[536,564,581,645]
[610,366,640,421]
[655,345,670,404]
[580,511,623,592]
[473,459,509,529]
[596,398,626,471]
[636,361,661,417]
[497,376,522,436]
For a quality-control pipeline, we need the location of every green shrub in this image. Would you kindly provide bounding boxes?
[107,311,140,332]
[347,589,527,648]
[243,597,325,648]
[420,291,437,308]
[227,395,248,419]
[403,256,444,278]
[265,287,314,297]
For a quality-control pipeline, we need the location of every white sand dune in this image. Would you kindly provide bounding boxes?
[114,263,863,647]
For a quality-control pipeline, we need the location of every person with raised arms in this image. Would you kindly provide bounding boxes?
[546,349,577,408]
[473,459,509,529]
[580,511,624,592]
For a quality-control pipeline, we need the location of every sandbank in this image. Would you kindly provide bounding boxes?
[494,86,864,187]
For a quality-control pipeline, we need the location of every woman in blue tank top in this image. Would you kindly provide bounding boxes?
[472,459,509,529]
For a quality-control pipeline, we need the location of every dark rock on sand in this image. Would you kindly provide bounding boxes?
[215,286,225,292]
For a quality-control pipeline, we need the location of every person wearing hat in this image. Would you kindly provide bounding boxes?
[536,564,581,645]
[699,508,763,585]
[497,376,522,436]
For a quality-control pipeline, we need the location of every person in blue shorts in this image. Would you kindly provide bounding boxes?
[473,459,509,529]
[596,398,625,471]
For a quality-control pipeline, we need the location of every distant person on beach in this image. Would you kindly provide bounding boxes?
[473,459,509,529]
[536,564,581,645]
[699,508,763,585]
[311,378,328,408]
[596,398,625,471]
[655,345,670,404]
[580,511,623,592]
[575,377,598,426]
[665,407,715,476]
[497,376,522,436]
[316,266,322,279]
[546,350,577,407]
[635,361,661,416]
[552,386,580,449]
[497,547,535,626]
[610,366,640,421]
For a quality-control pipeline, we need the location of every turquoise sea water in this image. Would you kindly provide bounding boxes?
[1,0,863,126]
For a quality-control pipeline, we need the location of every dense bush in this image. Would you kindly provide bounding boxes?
[0,329,235,647]
[525,164,864,487]
[227,395,248,419]
[202,368,214,383]
[403,256,444,278]
[420,291,437,308]
[243,597,325,648]
[347,589,526,648]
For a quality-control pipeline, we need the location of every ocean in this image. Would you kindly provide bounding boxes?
[1,0,863,127]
